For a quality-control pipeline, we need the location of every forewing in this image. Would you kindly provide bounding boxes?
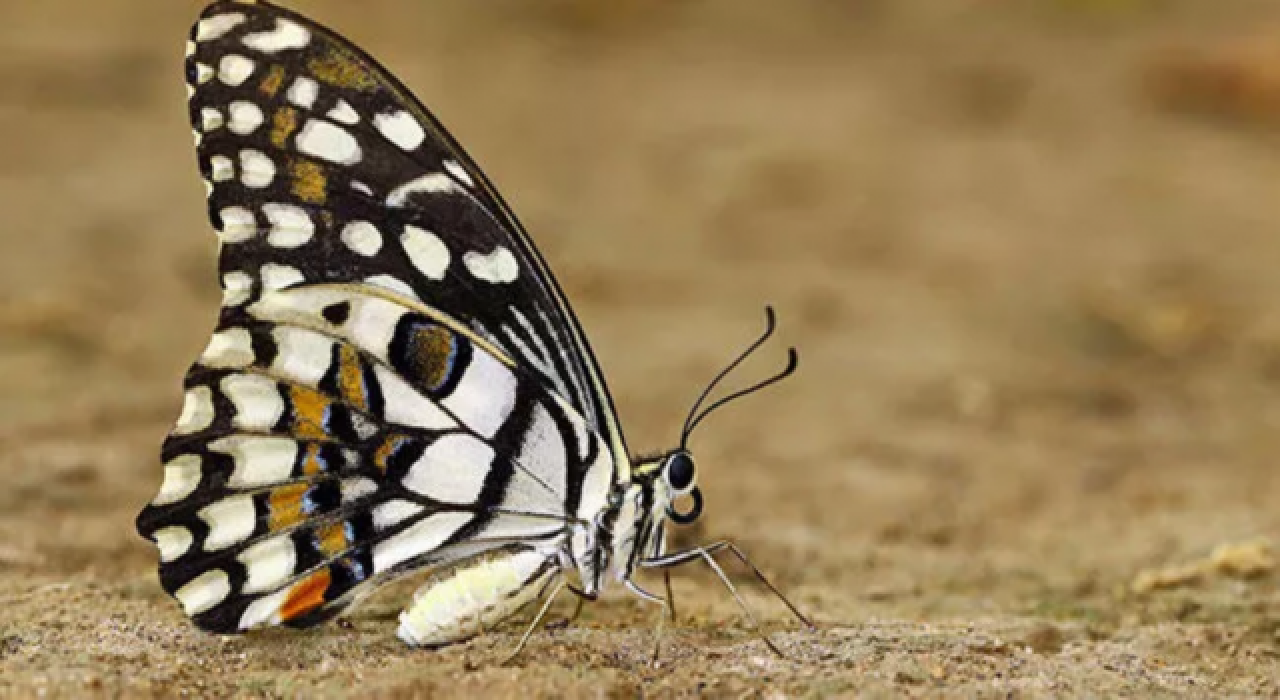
[184,0,629,471]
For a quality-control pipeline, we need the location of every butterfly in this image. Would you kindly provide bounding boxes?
[136,0,810,659]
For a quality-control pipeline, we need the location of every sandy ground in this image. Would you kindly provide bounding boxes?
[3,0,1280,697]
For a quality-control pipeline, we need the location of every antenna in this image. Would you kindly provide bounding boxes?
[679,307,798,447]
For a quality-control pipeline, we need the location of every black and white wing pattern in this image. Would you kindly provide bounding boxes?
[136,0,619,633]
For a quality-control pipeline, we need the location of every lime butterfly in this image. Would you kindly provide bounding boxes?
[137,0,809,658]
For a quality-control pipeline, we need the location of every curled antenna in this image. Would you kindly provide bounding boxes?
[680,307,798,447]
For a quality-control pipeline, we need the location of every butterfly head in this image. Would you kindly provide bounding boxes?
[575,309,796,594]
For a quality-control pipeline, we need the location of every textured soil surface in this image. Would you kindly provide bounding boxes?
[3,1,1280,697]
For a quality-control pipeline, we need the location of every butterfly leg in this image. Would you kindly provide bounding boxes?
[652,523,677,622]
[546,583,590,630]
[501,578,567,666]
[624,579,670,666]
[663,570,677,622]
[640,540,814,658]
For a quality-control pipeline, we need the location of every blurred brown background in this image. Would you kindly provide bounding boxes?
[3,0,1280,696]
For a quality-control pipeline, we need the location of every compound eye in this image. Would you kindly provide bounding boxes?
[665,451,696,494]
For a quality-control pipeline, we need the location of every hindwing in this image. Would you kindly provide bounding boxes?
[136,285,614,632]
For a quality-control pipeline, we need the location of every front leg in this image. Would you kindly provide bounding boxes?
[641,540,813,628]
[640,540,814,658]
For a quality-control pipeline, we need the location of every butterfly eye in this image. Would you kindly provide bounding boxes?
[664,451,696,494]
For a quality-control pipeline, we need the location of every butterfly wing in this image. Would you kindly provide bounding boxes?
[185,0,630,472]
[135,0,618,633]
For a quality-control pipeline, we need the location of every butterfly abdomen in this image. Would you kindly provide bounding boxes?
[397,548,557,647]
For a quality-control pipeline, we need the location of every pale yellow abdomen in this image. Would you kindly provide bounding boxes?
[397,548,557,647]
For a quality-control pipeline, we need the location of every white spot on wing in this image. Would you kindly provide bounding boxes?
[288,77,318,109]
[222,271,254,307]
[374,110,425,151]
[210,436,298,488]
[154,526,194,562]
[174,386,214,435]
[221,373,285,431]
[404,435,493,505]
[374,365,455,430]
[228,100,264,134]
[463,247,519,284]
[344,296,407,361]
[262,203,315,248]
[196,13,245,42]
[239,150,275,188]
[200,327,254,368]
[372,500,424,530]
[514,403,568,499]
[386,174,458,207]
[401,226,449,280]
[341,221,383,257]
[176,569,231,616]
[199,495,257,551]
[238,589,289,630]
[218,55,255,86]
[373,511,472,573]
[238,536,296,594]
[363,274,418,301]
[441,346,517,438]
[576,443,614,522]
[328,100,359,125]
[443,160,474,187]
[342,477,378,503]
[154,454,203,506]
[242,18,311,53]
[270,327,334,387]
[478,513,561,542]
[210,155,235,183]
[296,119,361,165]
[260,263,305,291]
[196,63,214,84]
[218,207,257,243]
[201,108,224,132]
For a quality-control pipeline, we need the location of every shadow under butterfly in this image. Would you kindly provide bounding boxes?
[136,0,814,663]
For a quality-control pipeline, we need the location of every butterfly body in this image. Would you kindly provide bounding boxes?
[398,547,556,647]
[138,0,804,654]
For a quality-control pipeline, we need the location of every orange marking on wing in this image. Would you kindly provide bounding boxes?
[290,159,327,205]
[259,65,286,97]
[315,523,349,558]
[373,434,408,473]
[337,345,367,410]
[271,107,299,148]
[411,324,455,391]
[269,482,310,531]
[307,49,377,90]
[300,444,325,477]
[280,568,331,621]
[290,386,332,441]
